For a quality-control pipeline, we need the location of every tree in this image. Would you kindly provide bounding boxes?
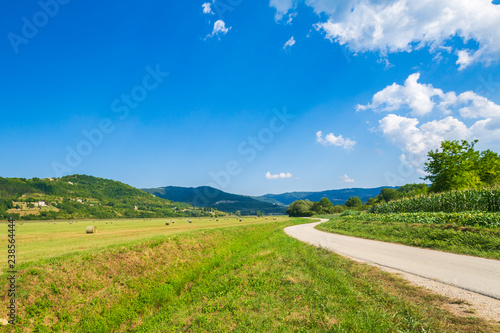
[478,149,500,186]
[397,183,428,196]
[345,196,362,208]
[424,140,500,192]
[379,188,401,203]
[286,200,314,217]
[311,197,334,214]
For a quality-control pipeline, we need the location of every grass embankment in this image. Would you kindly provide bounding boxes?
[317,215,500,260]
[1,218,497,332]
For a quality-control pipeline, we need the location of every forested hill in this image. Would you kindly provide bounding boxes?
[0,175,209,220]
[142,186,287,215]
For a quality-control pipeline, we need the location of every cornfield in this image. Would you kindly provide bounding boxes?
[343,212,500,228]
[370,188,500,214]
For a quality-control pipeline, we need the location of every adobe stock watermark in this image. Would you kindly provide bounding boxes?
[211,0,243,20]
[474,72,500,99]
[383,152,423,186]
[192,107,295,207]
[51,65,169,177]
[7,0,72,54]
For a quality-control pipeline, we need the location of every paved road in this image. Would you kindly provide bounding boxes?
[284,219,500,300]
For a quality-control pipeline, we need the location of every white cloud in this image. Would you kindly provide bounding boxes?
[269,0,297,21]
[266,171,293,180]
[456,91,500,119]
[358,73,500,119]
[340,174,355,183]
[378,114,472,167]
[206,20,231,39]
[284,0,500,69]
[286,12,297,24]
[202,2,214,15]
[316,131,356,150]
[283,36,296,50]
[357,73,455,117]
[363,74,500,168]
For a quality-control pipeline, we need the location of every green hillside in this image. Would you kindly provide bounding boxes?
[142,186,287,215]
[0,175,209,220]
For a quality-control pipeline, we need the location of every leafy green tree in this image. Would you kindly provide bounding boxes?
[379,188,401,203]
[397,183,428,196]
[286,200,314,217]
[345,196,362,208]
[423,140,500,192]
[312,197,334,214]
[366,197,381,206]
[331,205,346,213]
[478,149,500,186]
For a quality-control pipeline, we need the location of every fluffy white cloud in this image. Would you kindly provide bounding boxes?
[340,174,355,183]
[364,74,500,167]
[269,0,297,21]
[316,131,356,150]
[202,2,214,14]
[283,36,296,50]
[266,171,293,179]
[456,91,500,119]
[272,0,500,68]
[378,114,472,166]
[206,20,231,39]
[358,73,500,118]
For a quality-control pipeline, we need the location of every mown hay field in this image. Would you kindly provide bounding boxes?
[1,216,287,267]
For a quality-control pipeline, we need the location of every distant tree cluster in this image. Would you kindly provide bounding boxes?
[286,183,432,217]
[366,184,428,206]
[287,197,362,217]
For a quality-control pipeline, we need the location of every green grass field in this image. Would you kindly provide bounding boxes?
[0,217,498,332]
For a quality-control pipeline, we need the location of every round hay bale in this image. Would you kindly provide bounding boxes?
[86,226,97,234]
[273,217,277,220]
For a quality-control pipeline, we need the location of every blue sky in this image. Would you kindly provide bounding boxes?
[1,0,500,196]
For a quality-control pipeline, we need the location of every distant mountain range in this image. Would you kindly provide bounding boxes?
[142,185,398,215]
[258,187,398,206]
[142,186,287,215]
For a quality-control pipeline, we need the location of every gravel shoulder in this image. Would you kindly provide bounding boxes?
[285,219,500,323]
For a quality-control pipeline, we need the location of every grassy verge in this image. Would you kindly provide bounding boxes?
[317,217,500,260]
[1,219,497,332]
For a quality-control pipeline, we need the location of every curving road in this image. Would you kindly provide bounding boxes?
[284,219,500,300]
